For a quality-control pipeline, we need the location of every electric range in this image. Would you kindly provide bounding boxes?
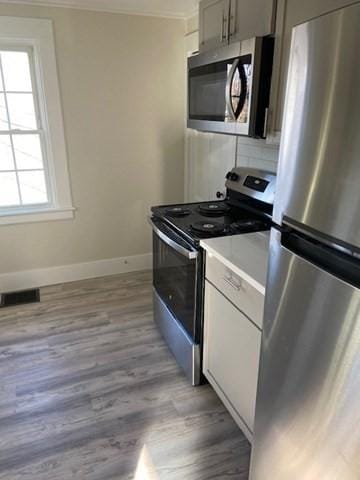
[149,167,277,385]
[151,200,269,247]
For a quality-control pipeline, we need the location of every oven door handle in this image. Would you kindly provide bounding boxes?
[149,217,198,260]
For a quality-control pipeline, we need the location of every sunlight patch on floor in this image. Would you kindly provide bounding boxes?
[134,445,160,480]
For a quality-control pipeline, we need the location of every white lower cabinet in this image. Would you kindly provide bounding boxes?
[203,280,261,441]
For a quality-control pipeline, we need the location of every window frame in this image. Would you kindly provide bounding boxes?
[0,45,53,210]
[0,16,74,225]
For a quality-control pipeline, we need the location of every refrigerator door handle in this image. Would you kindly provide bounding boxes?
[281,229,360,289]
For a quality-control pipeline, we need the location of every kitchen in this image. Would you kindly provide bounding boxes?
[0,0,359,479]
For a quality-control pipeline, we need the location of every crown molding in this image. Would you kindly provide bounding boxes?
[0,0,198,19]
[186,7,198,19]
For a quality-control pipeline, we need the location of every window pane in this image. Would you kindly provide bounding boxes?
[1,51,33,92]
[0,68,3,91]
[7,93,37,130]
[0,135,14,170]
[13,134,43,169]
[19,170,48,205]
[0,172,20,206]
[0,93,9,130]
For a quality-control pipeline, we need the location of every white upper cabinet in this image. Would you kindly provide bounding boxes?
[199,0,276,52]
[267,0,359,142]
[199,0,231,51]
[229,0,276,44]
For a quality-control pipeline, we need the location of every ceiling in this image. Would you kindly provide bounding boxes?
[1,0,200,18]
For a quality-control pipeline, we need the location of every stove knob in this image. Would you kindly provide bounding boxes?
[230,172,240,182]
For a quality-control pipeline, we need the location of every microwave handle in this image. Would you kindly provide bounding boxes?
[225,59,240,121]
[226,59,247,121]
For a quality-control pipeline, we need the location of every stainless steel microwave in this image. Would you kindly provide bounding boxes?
[187,37,274,137]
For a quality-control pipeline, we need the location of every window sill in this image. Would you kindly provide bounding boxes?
[0,207,75,226]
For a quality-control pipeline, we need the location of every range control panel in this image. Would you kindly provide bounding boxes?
[244,175,269,192]
[225,167,277,205]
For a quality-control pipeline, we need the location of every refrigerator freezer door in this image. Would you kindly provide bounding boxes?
[273,3,360,250]
[250,229,360,480]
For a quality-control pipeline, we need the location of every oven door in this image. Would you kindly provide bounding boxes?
[150,218,199,342]
[188,40,256,135]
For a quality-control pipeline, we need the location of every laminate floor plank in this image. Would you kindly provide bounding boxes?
[0,270,250,479]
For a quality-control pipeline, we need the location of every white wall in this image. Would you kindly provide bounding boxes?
[0,3,185,287]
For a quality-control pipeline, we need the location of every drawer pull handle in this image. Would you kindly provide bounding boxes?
[223,275,242,291]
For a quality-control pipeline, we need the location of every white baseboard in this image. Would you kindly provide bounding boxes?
[0,253,152,292]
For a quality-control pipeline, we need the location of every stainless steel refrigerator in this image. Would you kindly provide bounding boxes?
[250,4,360,480]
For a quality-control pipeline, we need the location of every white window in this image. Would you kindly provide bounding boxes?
[0,17,74,225]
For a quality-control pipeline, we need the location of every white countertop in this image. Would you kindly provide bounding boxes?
[200,231,270,295]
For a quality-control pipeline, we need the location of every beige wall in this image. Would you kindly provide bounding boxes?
[0,4,185,274]
[185,13,199,34]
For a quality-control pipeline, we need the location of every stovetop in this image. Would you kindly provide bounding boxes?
[151,200,270,247]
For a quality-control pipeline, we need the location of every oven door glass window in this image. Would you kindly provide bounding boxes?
[188,55,251,124]
[153,231,196,340]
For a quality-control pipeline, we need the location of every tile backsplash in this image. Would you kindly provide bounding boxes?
[185,130,280,202]
[236,136,279,173]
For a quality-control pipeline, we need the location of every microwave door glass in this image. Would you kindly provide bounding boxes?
[189,60,229,121]
[188,56,252,125]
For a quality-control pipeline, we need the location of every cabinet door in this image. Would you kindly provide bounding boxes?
[267,0,358,140]
[203,281,261,437]
[229,0,275,43]
[199,0,231,52]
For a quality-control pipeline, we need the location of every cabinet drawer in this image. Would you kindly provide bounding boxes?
[203,281,261,437]
[205,253,265,329]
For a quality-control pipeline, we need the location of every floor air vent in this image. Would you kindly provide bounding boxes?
[0,289,40,308]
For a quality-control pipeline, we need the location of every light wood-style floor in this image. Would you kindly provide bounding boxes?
[0,270,251,479]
